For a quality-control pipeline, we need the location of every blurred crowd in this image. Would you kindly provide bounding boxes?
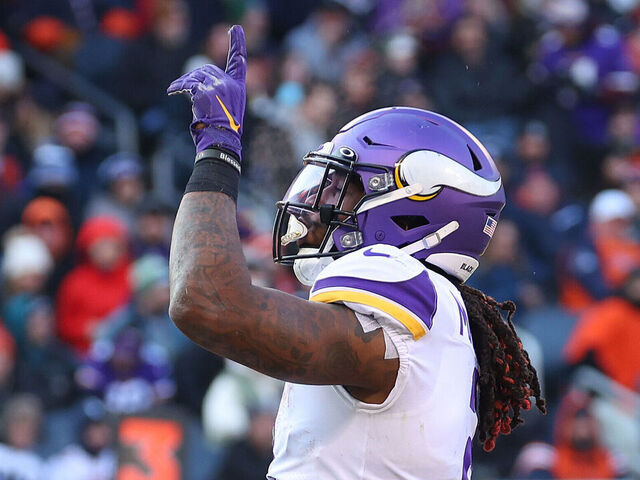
[0,0,640,479]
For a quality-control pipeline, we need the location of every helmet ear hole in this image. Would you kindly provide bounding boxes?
[468,146,483,171]
[391,215,429,231]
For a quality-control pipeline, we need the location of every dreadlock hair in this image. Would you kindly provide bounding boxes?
[458,283,546,452]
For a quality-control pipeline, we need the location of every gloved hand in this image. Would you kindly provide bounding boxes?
[167,25,246,160]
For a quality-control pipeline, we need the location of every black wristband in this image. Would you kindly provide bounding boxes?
[185,150,240,202]
[195,148,241,174]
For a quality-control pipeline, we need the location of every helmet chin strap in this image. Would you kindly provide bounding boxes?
[293,238,335,286]
[401,220,460,255]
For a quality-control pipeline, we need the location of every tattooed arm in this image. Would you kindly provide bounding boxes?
[169,191,398,403]
[167,26,397,402]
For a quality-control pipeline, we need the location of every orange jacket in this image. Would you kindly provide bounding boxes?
[565,297,640,391]
[560,235,640,312]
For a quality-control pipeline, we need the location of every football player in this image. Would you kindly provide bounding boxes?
[167,26,545,479]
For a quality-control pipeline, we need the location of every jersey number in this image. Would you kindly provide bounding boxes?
[117,417,183,480]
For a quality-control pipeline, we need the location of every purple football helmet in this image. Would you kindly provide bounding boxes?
[273,107,505,283]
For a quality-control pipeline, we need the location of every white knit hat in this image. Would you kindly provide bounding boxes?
[589,189,636,223]
[2,233,53,279]
[0,50,25,93]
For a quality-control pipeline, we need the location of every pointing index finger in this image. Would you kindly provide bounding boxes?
[225,25,247,81]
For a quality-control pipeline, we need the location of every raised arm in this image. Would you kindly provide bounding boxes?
[167,26,397,401]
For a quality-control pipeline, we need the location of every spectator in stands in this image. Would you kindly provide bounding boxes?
[370,0,463,44]
[0,394,45,480]
[535,0,635,147]
[53,103,101,171]
[509,120,572,195]
[202,361,282,448]
[0,112,26,236]
[511,441,556,478]
[74,8,142,92]
[377,31,423,106]
[551,389,624,478]
[243,51,276,109]
[242,66,296,199]
[183,23,231,74]
[273,52,310,109]
[509,168,563,287]
[75,327,175,414]
[132,197,174,259]
[4,296,77,409]
[558,189,640,311]
[331,51,379,133]
[601,151,638,189]
[605,105,640,156]
[284,1,366,83]
[0,324,16,406]
[21,196,75,296]
[602,107,640,182]
[595,106,640,197]
[2,229,53,299]
[513,388,629,479]
[214,406,277,480]
[44,400,116,480]
[53,102,113,206]
[239,4,272,57]
[86,152,145,233]
[470,219,546,310]
[27,143,82,224]
[430,14,525,150]
[56,216,131,354]
[95,254,188,361]
[245,82,335,198]
[284,82,338,161]
[0,45,25,105]
[100,8,142,41]
[115,0,193,148]
[565,268,640,391]
[10,92,54,156]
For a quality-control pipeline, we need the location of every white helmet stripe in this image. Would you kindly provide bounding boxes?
[400,150,502,197]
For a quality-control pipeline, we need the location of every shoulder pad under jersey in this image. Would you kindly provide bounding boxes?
[310,244,437,339]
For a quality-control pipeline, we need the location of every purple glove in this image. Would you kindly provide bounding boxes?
[167,25,246,160]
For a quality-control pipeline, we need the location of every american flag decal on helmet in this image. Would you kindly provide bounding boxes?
[483,216,497,237]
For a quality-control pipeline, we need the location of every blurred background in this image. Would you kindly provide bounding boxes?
[0,0,639,478]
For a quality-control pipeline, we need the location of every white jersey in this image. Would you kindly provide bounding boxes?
[267,244,478,480]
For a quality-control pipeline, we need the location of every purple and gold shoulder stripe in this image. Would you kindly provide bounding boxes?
[310,268,437,340]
